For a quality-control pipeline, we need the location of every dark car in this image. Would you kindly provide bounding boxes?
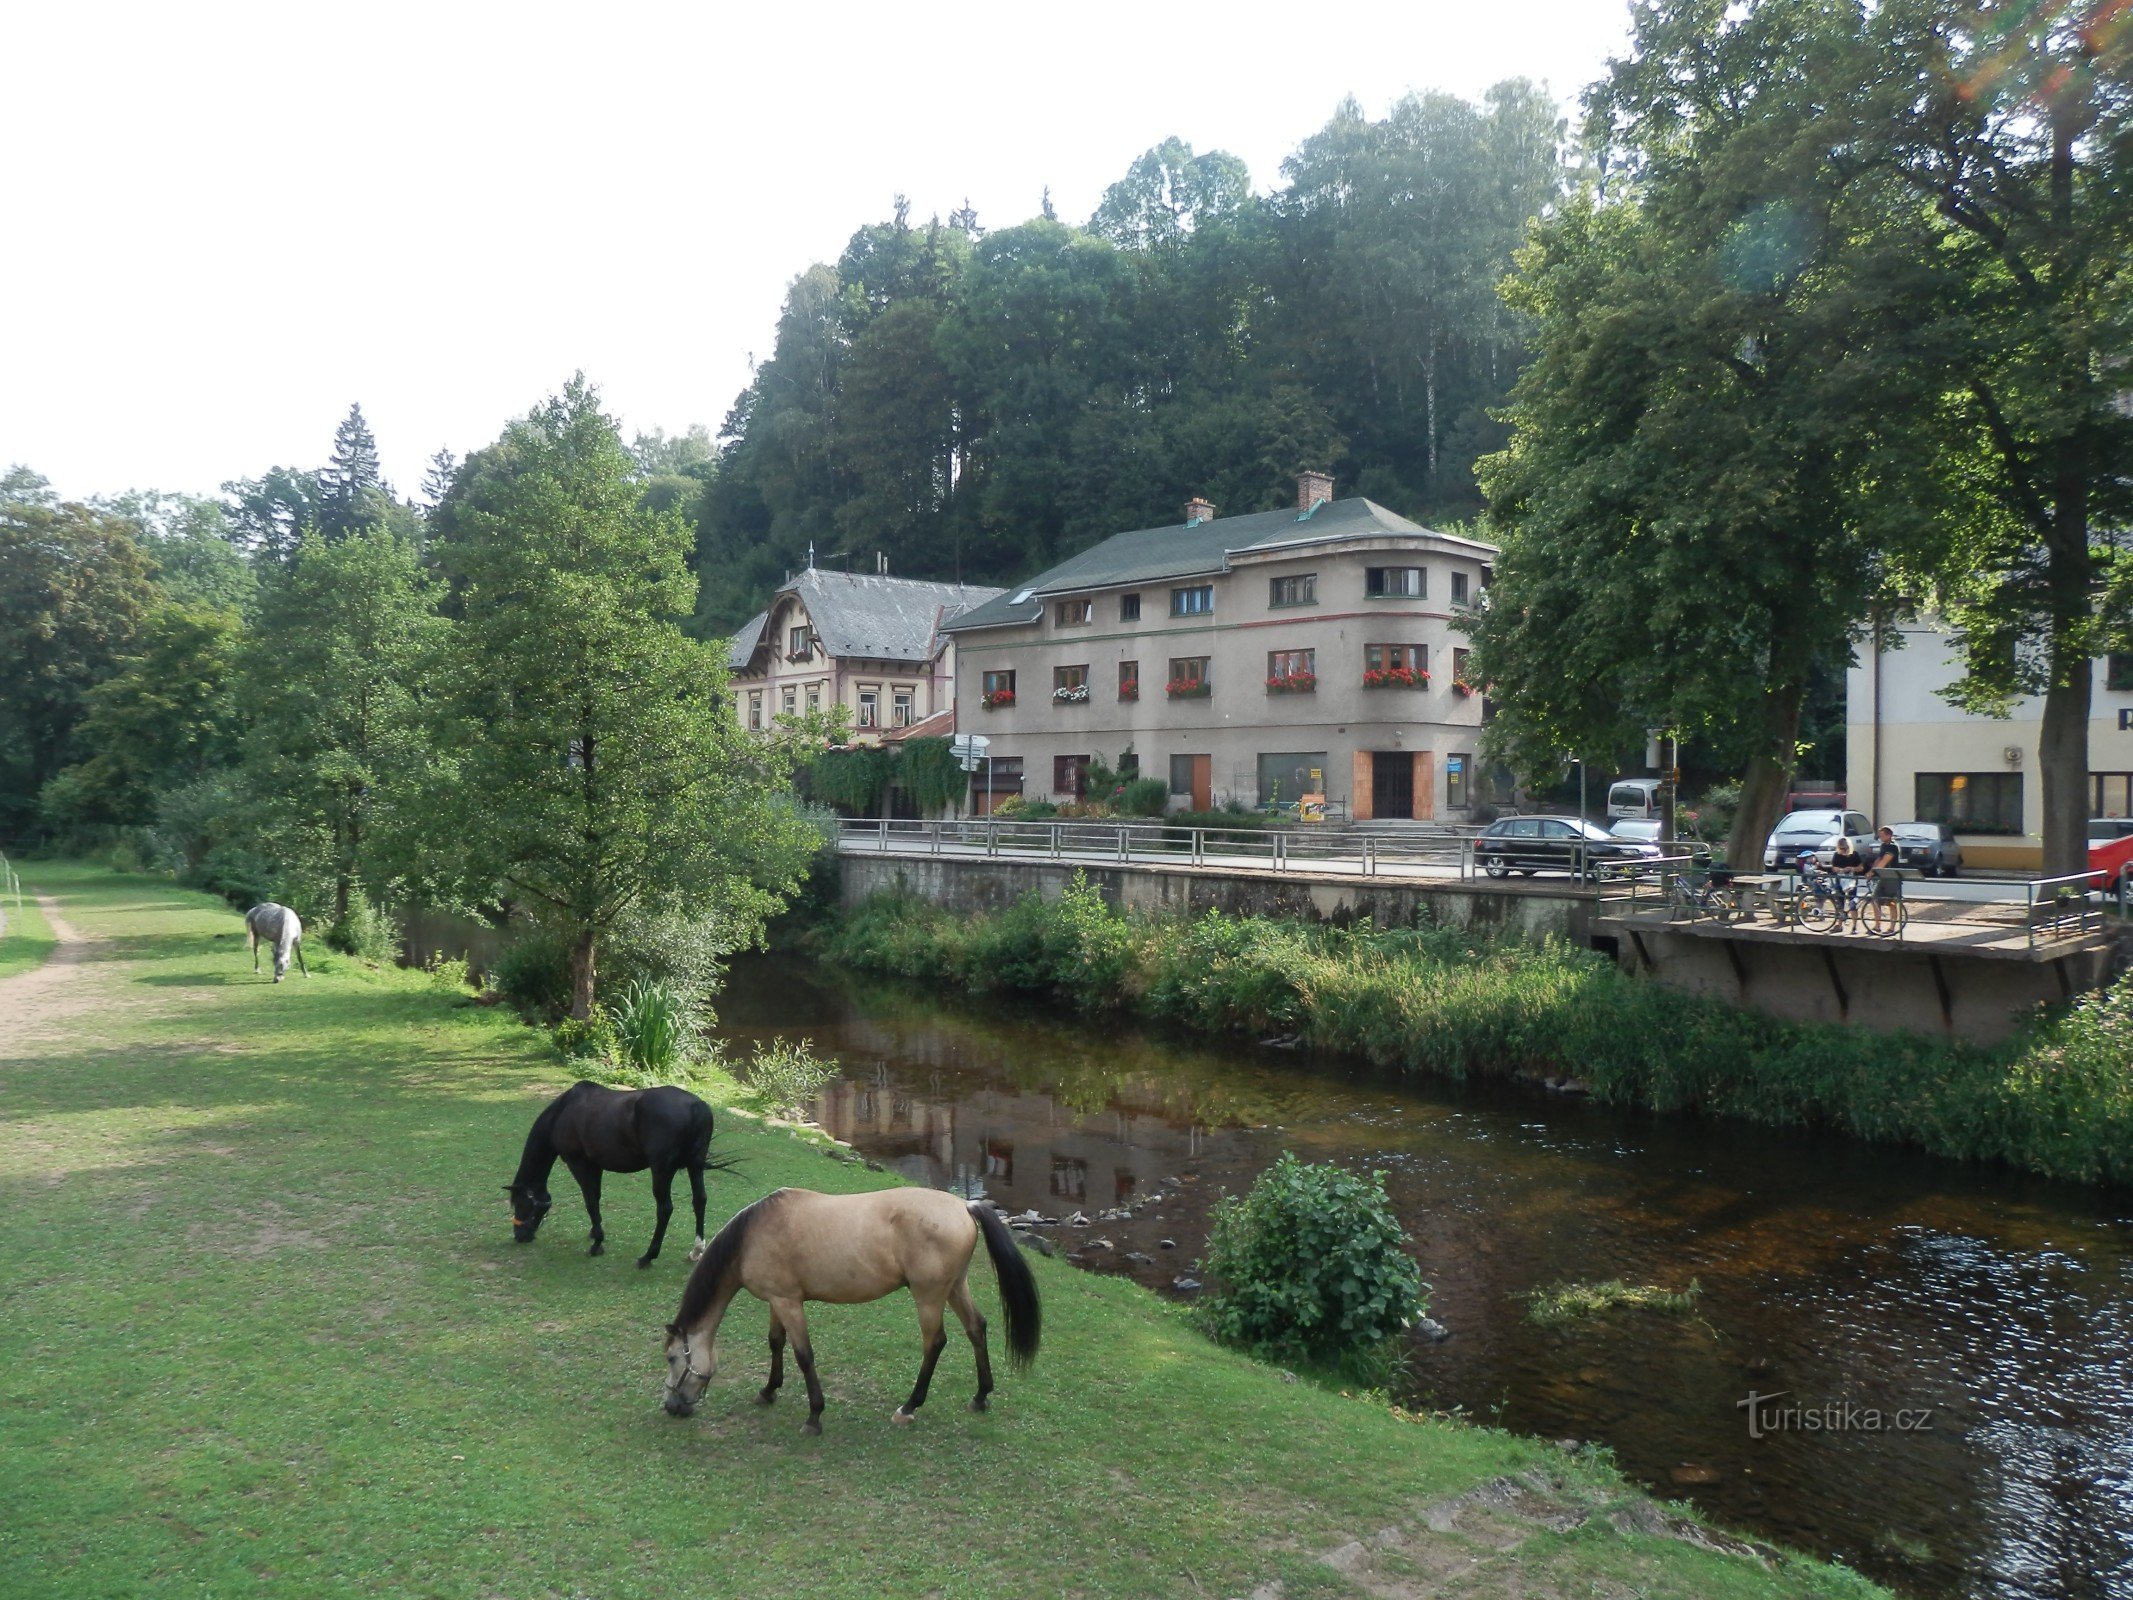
[1477,816,1662,879]
[1888,821,1962,877]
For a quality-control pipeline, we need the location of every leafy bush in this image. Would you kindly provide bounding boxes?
[744,1037,839,1115]
[493,929,574,1016]
[326,894,401,963]
[897,737,966,815]
[1120,777,1170,817]
[424,952,472,991]
[553,1005,620,1063]
[807,745,893,814]
[1201,1153,1426,1364]
[610,978,687,1075]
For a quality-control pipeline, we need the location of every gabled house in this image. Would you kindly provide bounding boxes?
[941,473,1499,818]
[728,566,1004,742]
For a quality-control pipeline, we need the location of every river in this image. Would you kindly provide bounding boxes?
[716,955,2133,1600]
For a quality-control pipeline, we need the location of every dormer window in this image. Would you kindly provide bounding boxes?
[786,624,815,660]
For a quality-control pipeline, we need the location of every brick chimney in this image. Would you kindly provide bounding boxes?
[1297,471,1335,510]
[1183,497,1216,525]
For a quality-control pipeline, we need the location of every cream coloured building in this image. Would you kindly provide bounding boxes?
[940,474,1497,818]
[728,567,1003,742]
[1847,622,2133,869]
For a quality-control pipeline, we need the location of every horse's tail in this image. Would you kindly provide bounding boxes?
[970,1202,1041,1372]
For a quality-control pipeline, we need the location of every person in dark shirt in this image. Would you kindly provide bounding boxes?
[1864,827,1903,933]
[1828,836,1867,924]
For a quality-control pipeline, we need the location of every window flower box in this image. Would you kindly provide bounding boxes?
[982,688,1016,710]
[1264,671,1317,694]
[1451,680,1476,697]
[1362,666,1429,689]
[1118,684,1139,702]
[1166,679,1212,699]
[1053,684,1090,704]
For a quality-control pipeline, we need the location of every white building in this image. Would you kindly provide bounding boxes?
[1846,623,2133,869]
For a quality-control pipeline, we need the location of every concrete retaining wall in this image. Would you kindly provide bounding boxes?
[836,851,1594,943]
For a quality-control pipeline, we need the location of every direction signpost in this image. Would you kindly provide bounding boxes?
[951,734,991,818]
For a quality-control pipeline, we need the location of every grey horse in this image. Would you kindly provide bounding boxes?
[244,903,309,982]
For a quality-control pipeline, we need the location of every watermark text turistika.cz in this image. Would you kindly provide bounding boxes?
[1738,1391,1935,1440]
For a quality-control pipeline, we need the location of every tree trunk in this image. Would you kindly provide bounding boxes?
[2038,659,2091,880]
[570,927,598,1022]
[1725,685,1804,871]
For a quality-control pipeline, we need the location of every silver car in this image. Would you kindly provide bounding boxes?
[1764,808,1872,869]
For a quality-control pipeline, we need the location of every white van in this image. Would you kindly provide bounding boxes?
[1607,778,1664,820]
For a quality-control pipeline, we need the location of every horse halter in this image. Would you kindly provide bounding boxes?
[673,1331,712,1388]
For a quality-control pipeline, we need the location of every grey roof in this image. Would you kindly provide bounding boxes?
[942,497,1490,632]
[730,568,1004,669]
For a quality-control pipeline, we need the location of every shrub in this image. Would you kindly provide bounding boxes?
[1201,1153,1426,1365]
[1120,777,1170,817]
[326,894,401,963]
[554,1005,620,1063]
[744,1037,839,1115]
[493,929,574,1016]
[610,978,688,1075]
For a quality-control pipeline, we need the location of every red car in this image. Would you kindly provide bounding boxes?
[2090,829,2133,891]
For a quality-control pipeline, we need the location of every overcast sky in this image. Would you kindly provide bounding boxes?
[3,1,1635,504]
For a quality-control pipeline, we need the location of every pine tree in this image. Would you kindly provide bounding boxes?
[319,403,389,539]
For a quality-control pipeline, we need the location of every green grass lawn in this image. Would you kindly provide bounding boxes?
[0,885,55,981]
[0,863,1887,1600]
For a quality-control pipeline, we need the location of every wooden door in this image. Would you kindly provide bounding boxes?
[1190,755,1212,813]
[1351,751,1373,821]
[1411,751,1436,820]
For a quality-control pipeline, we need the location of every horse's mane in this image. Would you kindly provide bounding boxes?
[674,1189,786,1328]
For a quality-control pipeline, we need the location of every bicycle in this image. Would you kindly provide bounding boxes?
[1792,863,1867,933]
[1861,869,1908,938]
[1668,868,1737,923]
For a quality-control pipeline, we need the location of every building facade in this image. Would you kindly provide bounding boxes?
[728,567,1003,741]
[941,475,1497,818]
[1846,622,2133,869]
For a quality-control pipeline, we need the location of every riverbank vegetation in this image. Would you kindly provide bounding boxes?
[823,880,2133,1187]
[0,863,1886,1600]
[1524,1279,1704,1328]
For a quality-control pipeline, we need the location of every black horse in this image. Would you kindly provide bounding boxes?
[506,1081,720,1268]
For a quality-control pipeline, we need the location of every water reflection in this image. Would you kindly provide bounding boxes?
[718,957,2133,1600]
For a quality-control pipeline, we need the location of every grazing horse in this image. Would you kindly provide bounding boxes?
[244,903,308,982]
[507,1081,716,1268]
[661,1187,1040,1435]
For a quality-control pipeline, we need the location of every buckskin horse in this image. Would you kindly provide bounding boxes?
[506,1081,718,1268]
[661,1187,1040,1434]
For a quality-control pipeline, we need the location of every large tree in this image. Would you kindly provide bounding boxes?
[434,378,816,1017]
[0,473,155,835]
[317,402,392,540]
[240,526,444,923]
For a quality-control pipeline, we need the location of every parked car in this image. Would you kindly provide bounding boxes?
[1606,778,1664,820]
[2090,818,2133,842]
[1610,818,1665,844]
[1764,808,1872,869]
[2090,831,2133,891]
[1478,815,1663,879]
[1886,821,1962,876]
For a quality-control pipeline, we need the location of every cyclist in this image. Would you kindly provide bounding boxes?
[1863,826,1903,934]
[1828,836,1871,927]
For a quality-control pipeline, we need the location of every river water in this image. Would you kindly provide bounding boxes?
[716,957,2133,1600]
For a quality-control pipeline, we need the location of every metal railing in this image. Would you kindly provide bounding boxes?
[836,817,1488,879]
[2024,869,2110,950]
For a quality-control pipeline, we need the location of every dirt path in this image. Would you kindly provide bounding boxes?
[0,895,98,1042]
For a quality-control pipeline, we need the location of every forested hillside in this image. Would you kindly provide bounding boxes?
[690,83,1568,634]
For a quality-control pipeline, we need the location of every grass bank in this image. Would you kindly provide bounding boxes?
[0,886,55,981]
[0,862,1881,1600]
[822,880,2133,1188]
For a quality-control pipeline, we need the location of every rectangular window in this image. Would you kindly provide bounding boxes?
[1446,753,1470,810]
[787,624,814,659]
[1451,572,1469,605]
[973,756,1024,807]
[747,692,763,731]
[2094,773,2133,818]
[1452,647,1474,688]
[1118,660,1140,699]
[1170,585,1214,617]
[1053,664,1089,703]
[805,684,821,714]
[1916,772,2024,834]
[981,669,1017,709]
[1119,750,1140,779]
[1365,567,1424,598]
[1167,656,1210,696]
[1364,643,1426,673]
[1054,599,1093,627]
[2109,654,2133,691]
[781,686,796,717]
[1269,573,1317,608]
[1169,755,1196,795]
[1266,648,1315,691]
[1257,752,1327,807]
[891,688,914,728]
[857,688,879,728]
[1053,754,1091,799]
[1120,593,1142,622]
